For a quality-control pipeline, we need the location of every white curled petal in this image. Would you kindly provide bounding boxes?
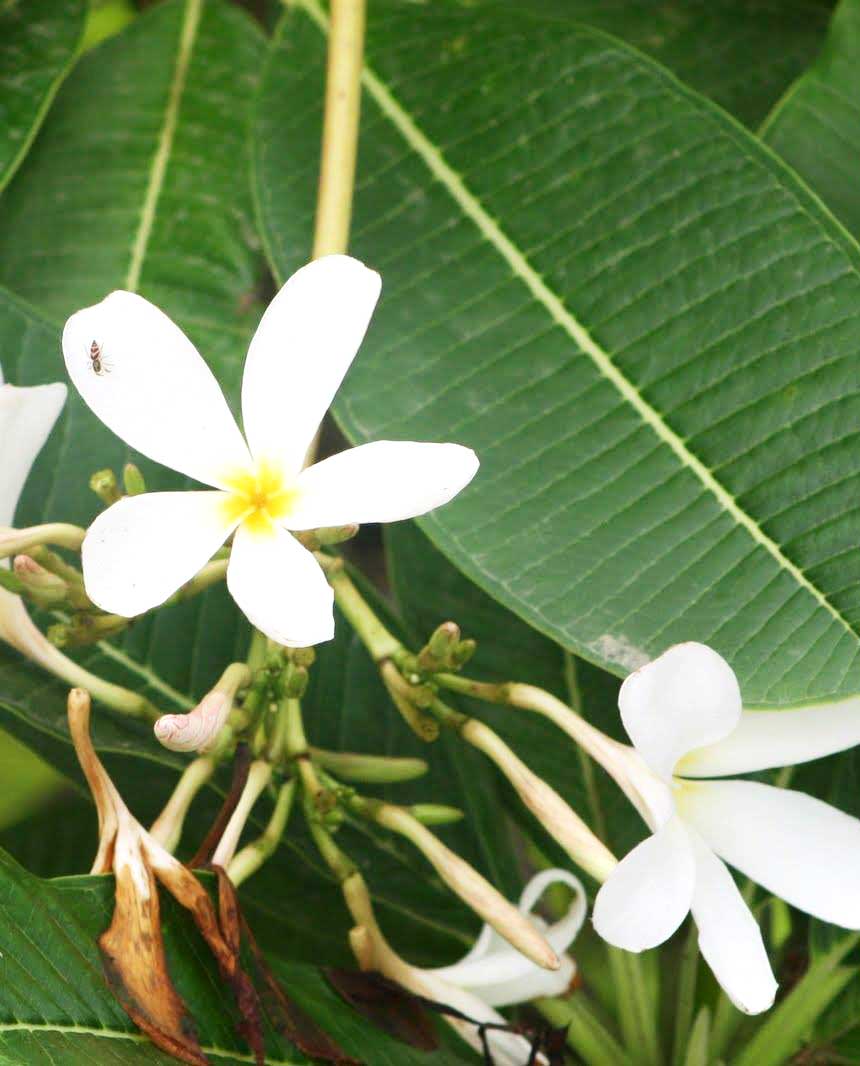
[688,832,777,1015]
[593,816,694,951]
[242,256,381,473]
[82,492,235,617]
[431,869,585,1007]
[680,699,860,778]
[227,523,333,647]
[680,780,860,928]
[406,965,543,1066]
[0,383,67,525]
[619,642,742,780]
[286,441,479,530]
[63,292,250,488]
[519,868,588,960]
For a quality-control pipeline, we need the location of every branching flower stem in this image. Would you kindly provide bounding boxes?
[228,779,296,887]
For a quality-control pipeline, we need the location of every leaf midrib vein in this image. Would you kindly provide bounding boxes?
[0,1022,302,1064]
[124,0,203,292]
[298,0,859,649]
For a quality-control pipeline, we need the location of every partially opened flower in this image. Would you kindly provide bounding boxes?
[352,868,585,1065]
[592,642,860,1014]
[63,255,479,646]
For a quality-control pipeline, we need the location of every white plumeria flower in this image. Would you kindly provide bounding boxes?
[0,363,67,654]
[592,641,860,1015]
[62,256,478,646]
[364,869,585,1065]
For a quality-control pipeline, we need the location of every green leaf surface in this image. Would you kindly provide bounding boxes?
[0,846,478,1064]
[256,1,860,704]
[0,0,86,194]
[516,0,834,128]
[762,0,860,239]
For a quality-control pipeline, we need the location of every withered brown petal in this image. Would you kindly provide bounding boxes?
[239,908,357,1065]
[189,744,252,869]
[155,859,265,1066]
[324,969,438,1053]
[100,862,209,1066]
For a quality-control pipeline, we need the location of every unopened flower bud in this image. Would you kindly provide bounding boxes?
[90,468,121,506]
[288,646,316,669]
[122,462,146,496]
[284,665,309,698]
[311,748,428,784]
[408,803,464,826]
[450,638,477,669]
[462,718,617,883]
[295,523,360,550]
[13,554,68,605]
[50,611,128,647]
[153,662,250,754]
[370,800,559,971]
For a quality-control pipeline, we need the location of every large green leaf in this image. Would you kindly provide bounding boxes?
[762,0,860,239]
[517,0,833,128]
[0,0,86,194]
[0,846,478,1064]
[255,1,860,705]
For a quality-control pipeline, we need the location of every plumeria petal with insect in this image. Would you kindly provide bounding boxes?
[63,255,479,647]
[591,641,860,1014]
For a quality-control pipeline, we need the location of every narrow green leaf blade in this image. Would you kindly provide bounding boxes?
[762,0,860,239]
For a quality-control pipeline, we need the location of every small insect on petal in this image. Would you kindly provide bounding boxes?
[88,339,112,377]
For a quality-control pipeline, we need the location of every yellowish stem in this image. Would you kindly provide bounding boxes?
[312,0,366,257]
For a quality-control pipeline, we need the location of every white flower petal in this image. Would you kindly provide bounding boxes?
[63,292,250,488]
[227,523,333,647]
[241,256,381,473]
[619,642,741,780]
[688,832,777,1015]
[680,779,860,929]
[680,699,860,778]
[286,441,479,530]
[82,492,235,617]
[593,816,694,951]
[405,964,541,1066]
[0,382,67,526]
[431,869,586,1007]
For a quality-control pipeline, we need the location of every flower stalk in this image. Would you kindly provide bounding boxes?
[228,779,296,887]
[312,0,366,257]
[148,755,217,852]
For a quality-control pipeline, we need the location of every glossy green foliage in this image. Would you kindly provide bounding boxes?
[0,847,478,1064]
[256,1,860,705]
[0,0,86,193]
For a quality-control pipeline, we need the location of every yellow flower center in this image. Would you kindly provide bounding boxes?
[221,461,299,536]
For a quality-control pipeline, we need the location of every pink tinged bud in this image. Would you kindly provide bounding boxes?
[153,663,249,754]
[154,691,230,752]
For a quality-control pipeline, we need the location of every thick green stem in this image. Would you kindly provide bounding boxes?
[311,0,366,257]
[316,555,403,662]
